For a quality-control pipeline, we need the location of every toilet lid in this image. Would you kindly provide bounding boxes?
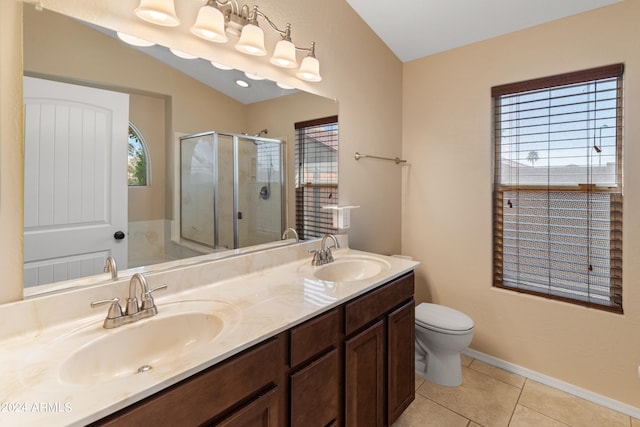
[415,303,474,332]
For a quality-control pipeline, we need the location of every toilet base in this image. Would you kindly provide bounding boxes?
[417,352,463,387]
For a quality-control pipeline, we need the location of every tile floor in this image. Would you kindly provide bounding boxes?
[393,355,639,427]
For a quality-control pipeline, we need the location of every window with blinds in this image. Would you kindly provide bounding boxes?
[492,64,623,313]
[295,116,339,240]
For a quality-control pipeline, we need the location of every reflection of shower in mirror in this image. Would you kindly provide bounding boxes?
[259,150,273,200]
[179,130,285,250]
[253,129,272,200]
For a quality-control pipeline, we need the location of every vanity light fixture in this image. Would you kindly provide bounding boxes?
[235,79,250,88]
[270,24,297,68]
[134,0,322,82]
[135,0,180,27]
[191,0,228,43]
[234,7,267,56]
[296,42,321,82]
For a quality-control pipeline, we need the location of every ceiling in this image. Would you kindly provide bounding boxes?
[346,0,623,62]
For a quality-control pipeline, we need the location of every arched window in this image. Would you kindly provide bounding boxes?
[128,123,150,186]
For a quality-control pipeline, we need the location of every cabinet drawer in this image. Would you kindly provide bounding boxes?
[290,307,341,368]
[214,387,279,427]
[94,335,283,426]
[345,272,414,336]
[290,348,340,427]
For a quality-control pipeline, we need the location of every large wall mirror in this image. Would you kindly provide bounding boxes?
[21,3,338,297]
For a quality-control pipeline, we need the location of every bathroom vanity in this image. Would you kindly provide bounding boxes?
[93,272,414,427]
[0,239,418,427]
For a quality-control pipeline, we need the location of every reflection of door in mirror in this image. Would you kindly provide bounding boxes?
[23,77,129,287]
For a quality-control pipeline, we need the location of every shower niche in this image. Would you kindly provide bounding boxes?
[180,131,285,251]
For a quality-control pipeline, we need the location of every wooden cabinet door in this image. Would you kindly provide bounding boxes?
[345,320,385,427]
[387,300,415,425]
[290,348,340,427]
[214,387,279,427]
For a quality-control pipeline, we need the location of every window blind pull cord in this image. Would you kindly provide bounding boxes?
[354,152,407,165]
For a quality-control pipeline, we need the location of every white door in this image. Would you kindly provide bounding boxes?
[23,76,129,287]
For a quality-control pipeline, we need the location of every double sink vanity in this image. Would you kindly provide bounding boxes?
[0,236,419,426]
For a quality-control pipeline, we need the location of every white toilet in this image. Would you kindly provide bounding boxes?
[415,303,474,387]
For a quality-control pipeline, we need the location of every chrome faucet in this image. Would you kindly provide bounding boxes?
[103,256,118,280]
[91,273,167,329]
[311,234,340,266]
[282,227,299,242]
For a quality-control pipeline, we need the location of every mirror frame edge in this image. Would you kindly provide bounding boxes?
[0,0,25,304]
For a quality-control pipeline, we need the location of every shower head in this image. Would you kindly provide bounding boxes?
[254,129,268,137]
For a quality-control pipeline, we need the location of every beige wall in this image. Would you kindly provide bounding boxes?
[402,0,640,408]
[129,93,166,222]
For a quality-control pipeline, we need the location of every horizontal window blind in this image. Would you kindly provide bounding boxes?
[492,64,623,312]
[295,116,339,240]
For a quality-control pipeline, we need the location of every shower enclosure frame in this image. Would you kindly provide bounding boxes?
[179,130,286,250]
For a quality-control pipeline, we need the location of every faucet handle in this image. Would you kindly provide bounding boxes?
[325,247,335,263]
[91,297,123,319]
[140,285,168,311]
[125,296,140,316]
[309,249,322,266]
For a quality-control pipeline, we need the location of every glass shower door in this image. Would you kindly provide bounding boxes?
[236,136,285,248]
[180,132,215,248]
[217,134,235,250]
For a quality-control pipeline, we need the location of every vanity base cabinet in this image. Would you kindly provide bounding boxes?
[345,320,385,427]
[344,272,415,427]
[93,272,415,427]
[289,307,342,427]
[387,300,416,425]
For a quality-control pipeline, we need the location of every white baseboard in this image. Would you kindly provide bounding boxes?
[462,348,640,419]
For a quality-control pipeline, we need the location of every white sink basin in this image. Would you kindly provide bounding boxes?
[300,254,391,283]
[45,300,239,385]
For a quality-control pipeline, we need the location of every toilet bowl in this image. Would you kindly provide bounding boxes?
[415,303,474,387]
